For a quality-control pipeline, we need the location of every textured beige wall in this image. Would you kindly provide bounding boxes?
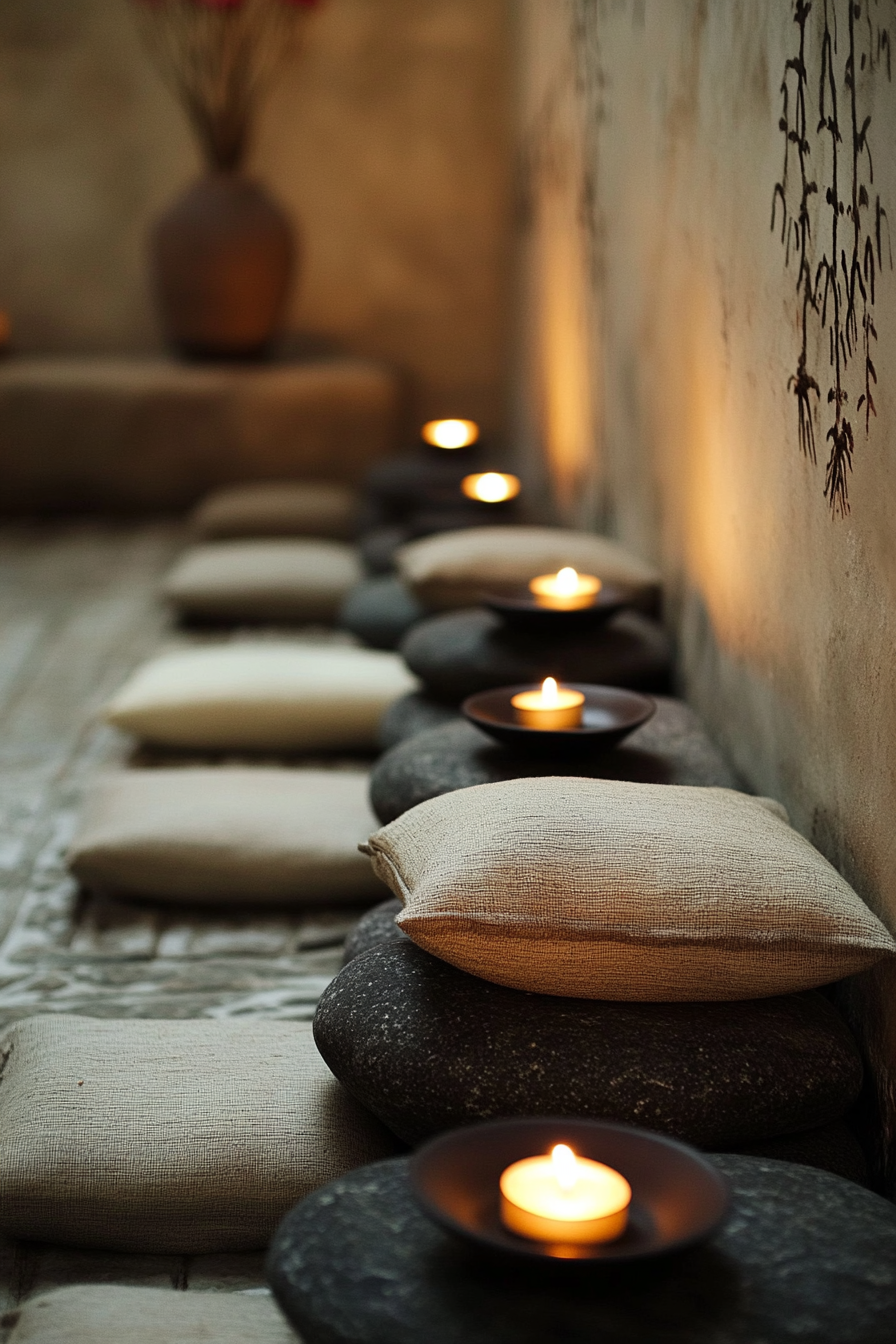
[520,0,896,1176]
[0,0,513,432]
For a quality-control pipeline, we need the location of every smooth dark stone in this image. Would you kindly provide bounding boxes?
[364,452,484,518]
[736,1119,869,1187]
[358,525,409,575]
[378,692,461,750]
[338,577,428,650]
[370,696,740,824]
[342,897,406,966]
[268,1154,896,1344]
[400,607,672,704]
[313,941,863,1148]
[406,503,520,535]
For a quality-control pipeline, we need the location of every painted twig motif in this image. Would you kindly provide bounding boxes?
[773,0,891,516]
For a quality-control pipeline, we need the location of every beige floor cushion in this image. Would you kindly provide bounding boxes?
[193,480,359,540]
[69,768,385,905]
[6,1286,299,1344]
[162,540,363,623]
[363,776,896,1000]
[396,525,662,610]
[103,643,419,751]
[0,1015,400,1253]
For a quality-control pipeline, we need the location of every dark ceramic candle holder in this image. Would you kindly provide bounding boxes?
[410,1118,730,1267]
[485,581,639,632]
[462,684,655,754]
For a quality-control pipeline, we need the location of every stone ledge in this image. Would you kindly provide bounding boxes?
[0,356,402,514]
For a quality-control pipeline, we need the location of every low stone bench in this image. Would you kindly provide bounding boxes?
[370,696,741,823]
[269,1154,896,1344]
[0,356,400,514]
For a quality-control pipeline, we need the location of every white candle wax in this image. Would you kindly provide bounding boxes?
[510,677,585,729]
[529,567,602,610]
[500,1144,631,1245]
[461,472,521,503]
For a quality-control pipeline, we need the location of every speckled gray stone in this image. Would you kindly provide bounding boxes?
[338,577,428,650]
[369,696,740,823]
[377,692,461,749]
[268,1154,896,1344]
[399,607,672,704]
[313,941,862,1148]
[342,898,406,966]
[739,1119,868,1186]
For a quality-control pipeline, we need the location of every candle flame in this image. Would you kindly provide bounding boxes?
[554,567,579,596]
[463,471,520,503]
[541,677,559,707]
[422,418,479,449]
[551,1144,578,1191]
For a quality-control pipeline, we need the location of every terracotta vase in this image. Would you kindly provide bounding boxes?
[151,173,295,360]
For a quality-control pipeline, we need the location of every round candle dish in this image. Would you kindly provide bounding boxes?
[485,581,639,631]
[462,684,655,754]
[410,1118,730,1266]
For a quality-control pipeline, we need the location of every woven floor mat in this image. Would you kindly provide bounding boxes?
[0,524,376,1323]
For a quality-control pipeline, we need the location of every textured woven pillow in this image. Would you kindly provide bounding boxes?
[363,777,896,1000]
[193,480,358,540]
[6,1286,298,1344]
[69,768,385,905]
[104,643,418,751]
[162,540,363,623]
[0,1015,400,1253]
[396,526,661,610]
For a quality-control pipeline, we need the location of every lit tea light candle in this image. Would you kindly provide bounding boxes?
[461,471,521,504]
[500,1144,631,1245]
[422,419,480,449]
[528,567,602,610]
[510,677,584,729]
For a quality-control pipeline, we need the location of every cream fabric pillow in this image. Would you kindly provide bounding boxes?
[69,768,385,905]
[193,480,358,540]
[0,1015,400,1253]
[396,526,662,610]
[6,1287,298,1344]
[363,777,896,1000]
[162,540,363,623]
[104,643,419,751]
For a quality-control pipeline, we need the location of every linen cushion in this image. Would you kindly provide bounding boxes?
[313,940,863,1147]
[0,1015,400,1253]
[363,777,896,999]
[396,525,661,610]
[69,768,385,905]
[370,697,741,824]
[104,642,418,751]
[6,1286,298,1344]
[399,607,671,703]
[162,540,363,623]
[193,480,359,540]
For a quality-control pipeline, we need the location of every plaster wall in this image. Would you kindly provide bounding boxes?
[520,0,896,1174]
[0,0,514,432]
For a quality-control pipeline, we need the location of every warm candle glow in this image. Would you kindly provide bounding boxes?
[500,1145,631,1245]
[461,472,522,503]
[422,418,480,449]
[510,677,585,729]
[528,567,602,610]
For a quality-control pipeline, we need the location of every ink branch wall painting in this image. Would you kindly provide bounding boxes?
[773,0,892,517]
